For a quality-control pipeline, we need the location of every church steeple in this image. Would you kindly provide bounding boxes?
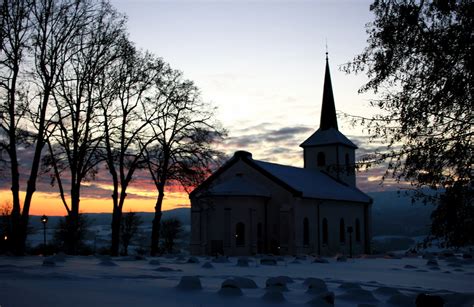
[300,54,357,186]
[319,54,338,131]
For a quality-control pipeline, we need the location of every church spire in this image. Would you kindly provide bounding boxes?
[319,54,338,131]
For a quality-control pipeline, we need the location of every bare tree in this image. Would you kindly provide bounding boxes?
[120,211,143,256]
[42,1,126,254]
[100,42,165,256]
[145,69,225,256]
[0,0,32,255]
[160,217,182,254]
[1,0,92,254]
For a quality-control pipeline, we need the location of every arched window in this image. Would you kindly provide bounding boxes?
[303,218,309,246]
[236,222,245,246]
[355,219,361,242]
[317,152,326,167]
[322,218,328,245]
[339,219,345,243]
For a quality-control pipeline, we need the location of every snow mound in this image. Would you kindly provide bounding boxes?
[175,255,186,261]
[339,288,378,303]
[262,289,286,302]
[404,264,417,269]
[338,282,362,290]
[154,266,181,272]
[304,277,328,294]
[426,259,438,266]
[176,276,202,291]
[218,279,243,297]
[266,276,289,291]
[98,260,117,266]
[231,276,258,289]
[373,286,401,296]
[387,293,415,306]
[335,254,347,262]
[148,259,161,265]
[237,257,250,267]
[42,257,56,267]
[295,255,306,260]
[306,291,335,306]
[415,294,444,307]
[201,261,214,269]
[212,256,230,263]
[187,257,199,264]
[312,257,329,264]
[52,253,66,262]
[260,257,277,266]
[291,260,301,264]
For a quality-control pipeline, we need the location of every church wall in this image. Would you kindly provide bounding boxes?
[191,159,296,256]
[318,200,366,256]
[304,145,356,187]
[293,198,319,255]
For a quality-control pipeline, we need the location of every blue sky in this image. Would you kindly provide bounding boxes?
[109,0,378,165]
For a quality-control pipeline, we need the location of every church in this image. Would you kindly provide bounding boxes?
[189,56,372,256]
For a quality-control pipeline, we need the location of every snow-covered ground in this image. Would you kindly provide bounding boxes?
[1,254,473,307]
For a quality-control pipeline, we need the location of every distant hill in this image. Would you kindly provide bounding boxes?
[29,208,190,230]
[29,191,436,238]
[368,190,435,237]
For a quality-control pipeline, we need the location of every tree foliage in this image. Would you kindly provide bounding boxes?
[346,0,473,246]
[345,0,472,189]
[120,211,143,256]
[429,182,474,248]
[160,217,183,254]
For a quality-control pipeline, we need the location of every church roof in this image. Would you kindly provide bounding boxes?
[300,128,358,148]
[191,151,371,204]
[206,174,271,197]
[253,160,370,203]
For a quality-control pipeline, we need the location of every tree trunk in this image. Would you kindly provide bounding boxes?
[111,206,122,256]
[150,187,165,256]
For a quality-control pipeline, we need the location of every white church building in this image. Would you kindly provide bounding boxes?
[190,57,372,256]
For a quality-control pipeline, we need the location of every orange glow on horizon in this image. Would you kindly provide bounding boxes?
[0,189,190,216]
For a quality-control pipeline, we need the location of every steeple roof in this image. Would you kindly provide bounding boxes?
[320,54,338,130]
[300,55,357,149]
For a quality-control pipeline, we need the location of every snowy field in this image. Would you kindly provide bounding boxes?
[1,254,473,307]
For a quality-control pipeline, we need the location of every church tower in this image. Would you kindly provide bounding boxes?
[300,55,357,187]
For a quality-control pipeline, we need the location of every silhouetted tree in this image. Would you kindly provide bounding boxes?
[120,211,143,256]
[100,44,165,256]
[144,69,225,256]
[0,201,12,253]
[42,1,126,254]
[345,1,472,245]
[54,213,91,254]
[430,183,474,248]
[160,217,182,254]
[1,0,94,255]
[0,1,32,254]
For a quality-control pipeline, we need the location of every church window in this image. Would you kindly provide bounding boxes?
[317,152,326,167]
[236,222,245,246]
[339,219,346,243]
[322,218,328,245]
[303,218,309,246]
[355,219,361,242]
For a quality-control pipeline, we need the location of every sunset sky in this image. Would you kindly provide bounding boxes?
[0,0,400,216]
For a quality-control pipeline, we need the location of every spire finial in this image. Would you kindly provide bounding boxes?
[325,38,328,60]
